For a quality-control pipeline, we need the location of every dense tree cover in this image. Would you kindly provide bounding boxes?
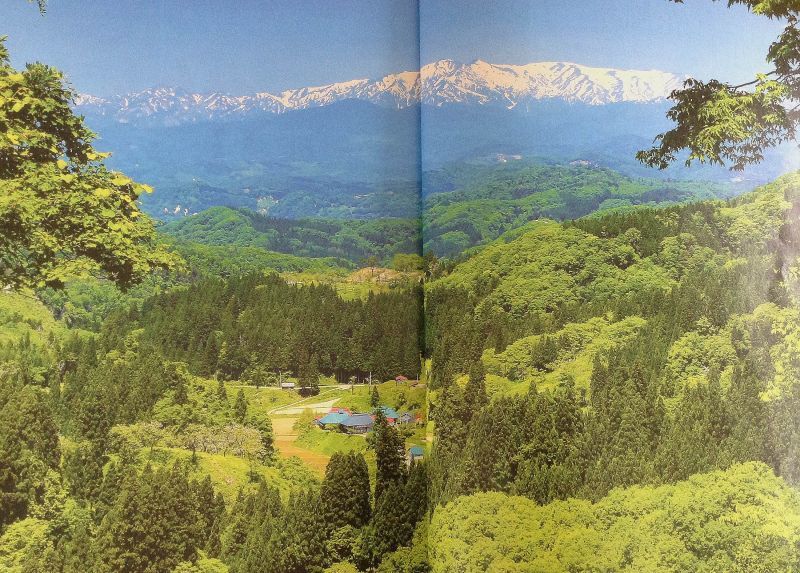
[163,207,421,266]
[640,1,800,171]
[171,239,349,275]
[1,337,426,572]
[125,273,421,382]
[219,450,425,573]
[429,462,800,573]
[35,237,352,333]
[0,38,177,289]
[0,22,428,573]
[425,173,800,509]
[423,160,734,257]
[0,364,60,526]
[0,270,427,569]
[426,173,795,383]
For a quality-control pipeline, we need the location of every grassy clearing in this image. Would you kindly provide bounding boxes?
[232,384,301,413]
[295,426,369,456]
[0,291,70,345]
[129,446,318,503]
[281,267,421,301]
[335,380,426,416]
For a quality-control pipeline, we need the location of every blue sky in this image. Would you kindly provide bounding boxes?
[421,0,783,83]
[0,0,784,96]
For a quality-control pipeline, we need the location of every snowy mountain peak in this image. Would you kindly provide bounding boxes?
[75,59,687,124]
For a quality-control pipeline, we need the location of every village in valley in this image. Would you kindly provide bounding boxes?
[263,372,429,476]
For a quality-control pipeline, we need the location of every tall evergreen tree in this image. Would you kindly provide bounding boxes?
[464,360,488,416]
[320,452,372,533]
[234,389,248,423]
[373,410,406,502]
[93,463,204,573]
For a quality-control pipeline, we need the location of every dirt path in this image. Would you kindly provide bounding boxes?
[266,386,347,415]
[271,398,340,416]
[271,416,330,474]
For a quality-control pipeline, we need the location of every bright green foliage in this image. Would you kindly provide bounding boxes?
[163,206,420,266]
[0,38,178,289]
[427,173,800,508]
[335,380,426,416]
[376,521,431,573]
[0,517,51,571]
[173,558,230,573]
[640,2,800,170]
[430,462,800,573]
[426,173,794,386]
[391,253,424,272]
[424,161,732,256]
[324,563,359,573]
[482,314,646,388]
[433,220,670,319]
[172,239,347,275]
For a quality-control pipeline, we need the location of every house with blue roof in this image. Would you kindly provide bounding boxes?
[407,445,424,464]
[340,413,375,434]
[315,411,350,428]
[377,406,400,422]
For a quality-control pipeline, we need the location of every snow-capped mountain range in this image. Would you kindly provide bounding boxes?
[75,59,687,123]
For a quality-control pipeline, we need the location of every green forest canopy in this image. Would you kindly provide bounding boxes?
[429,462,800,573]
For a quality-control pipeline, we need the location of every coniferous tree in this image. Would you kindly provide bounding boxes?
[464,360,488,416]
[216,378,228,402]
[374,410,406,502]
[93,463,204,573]
[234,389,248,423]
[238,484,283,573]
[0,383,60,525]
[263,490,325,573]
[320,452,372,533]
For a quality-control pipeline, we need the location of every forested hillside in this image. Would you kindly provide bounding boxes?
[429,462,800,572]
[0,268,424,571]
[163,208,420,266]
[424,172,800,523]
[5,169,798,572]
[423,160,736,257]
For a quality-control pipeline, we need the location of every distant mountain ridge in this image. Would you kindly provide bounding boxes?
[75,59,687,124]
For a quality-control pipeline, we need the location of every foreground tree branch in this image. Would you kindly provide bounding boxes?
[0,37,180,289]
[639,0,800,170]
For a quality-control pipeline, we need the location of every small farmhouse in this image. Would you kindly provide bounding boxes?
[340,413,375,434]
[315,411,349,429]
[377,406,400,424]
[408,445,424,464]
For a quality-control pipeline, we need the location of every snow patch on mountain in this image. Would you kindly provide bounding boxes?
[75,59,686,123]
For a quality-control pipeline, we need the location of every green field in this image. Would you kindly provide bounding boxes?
[335,380,427,416]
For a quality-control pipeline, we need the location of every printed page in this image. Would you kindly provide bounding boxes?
[420,1,800,571]
[0,1,427,571]
[3,1,800,572]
